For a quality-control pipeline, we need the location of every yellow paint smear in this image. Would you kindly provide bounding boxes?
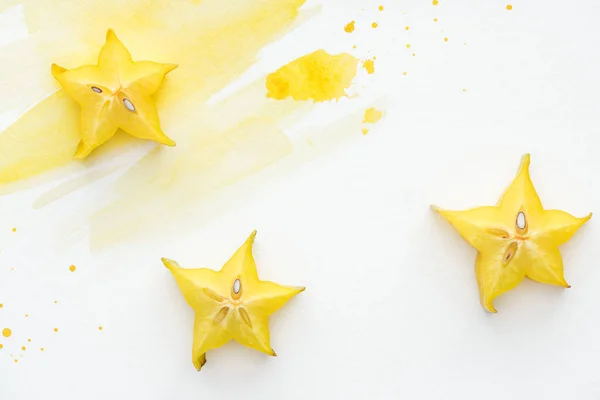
[362,59,375,74]
[344,21,355,33]
[363,108,383,124]
[0,0,309,186]
[266,50,358,102]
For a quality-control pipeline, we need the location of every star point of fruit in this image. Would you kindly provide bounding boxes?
[163,230,305,371]
[433,154,591,313]
[51,29,177,159]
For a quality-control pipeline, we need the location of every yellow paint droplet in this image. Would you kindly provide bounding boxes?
[40,348,44,352]
[11,228,16,232]
[506,4,512,10]
[0,304,3,308]
[0,344,3,349]
[434,18,438,22]
[344,21,355,33]
[27,338,31,342]
[462,88,467,92]
[98,326,103,331]
[362,128,369,135]
[266,50,359,102]
[25,314,28,318]
[69,265,76,272]
[54,300,57,304]
[433,0,439,5]
[406,44,411,48]
[412,53,416,57]
[21,346,26,351]
[53,328,58,333]
[2,328,11,338]
[363,108,383,124]
[372,22,378,28]
[444,37,448,42]
[362,59,375,74]
[405,26,410,30]
[14,359,18,363]
[378,5,384,11]
[403,72,407,76]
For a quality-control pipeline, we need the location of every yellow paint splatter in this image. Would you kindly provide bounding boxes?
[99,326,103,331]
[362,59,375,74]
[0,344,3,349]
[69,265,76,272]
[11,228,16,232]
[403,72,407,75]
[462,88,467,92]
[506,4,512,10]
[433,0,439,5]
[378,5,384,11]
[54,300,57,304]
[2,328,11,338]
[53,328,58,333]
[25,314,28,318]
[405,26,410,31]
[444,37,448,42]
[40,348,44,351]
[434,18,438,22]
[21,346,26,351]
[0,304,3,308]
[362,128,369,135]
[266,50,359,102]
[363,108,383,124]
[406,44,411,48]
[14,359,18,363]
[344,21,355,33]
[27,338,31,342]
[372,22,378,28]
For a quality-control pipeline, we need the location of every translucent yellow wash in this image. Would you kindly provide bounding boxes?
[266,50,358,102]
[52,29,176,159]
[162,231,304,371]
[432,154,592,313]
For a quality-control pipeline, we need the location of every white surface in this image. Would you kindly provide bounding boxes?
[2,0,600,399]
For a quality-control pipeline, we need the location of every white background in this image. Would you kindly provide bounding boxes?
[1,0,600,399]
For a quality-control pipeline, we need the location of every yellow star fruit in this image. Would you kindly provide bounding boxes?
[162,230,305,371]
[432,154,592,313]
[51,29,176,159]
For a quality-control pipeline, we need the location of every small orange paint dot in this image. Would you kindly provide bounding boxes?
[378,5,384,11]
[406,44,411,48]
[432,0,438,5]
[405,26,410,30]
[506,4,512,10]
[444,37,448,42]
[21,346,26,351]
[372,22,378,28]
[53,328,58,333]
[69,265,76,272]
[98,326,103,331]
[2,328,11,338]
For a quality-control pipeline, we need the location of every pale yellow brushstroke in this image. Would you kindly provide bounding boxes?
[266,50,359,102]
[0,0,308,186]
[363,107,383,124]
[90,117,293,249]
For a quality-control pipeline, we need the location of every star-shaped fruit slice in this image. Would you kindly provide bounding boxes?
[162,230,305,371]
[432,154,591,313]
[51,29,177,159]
